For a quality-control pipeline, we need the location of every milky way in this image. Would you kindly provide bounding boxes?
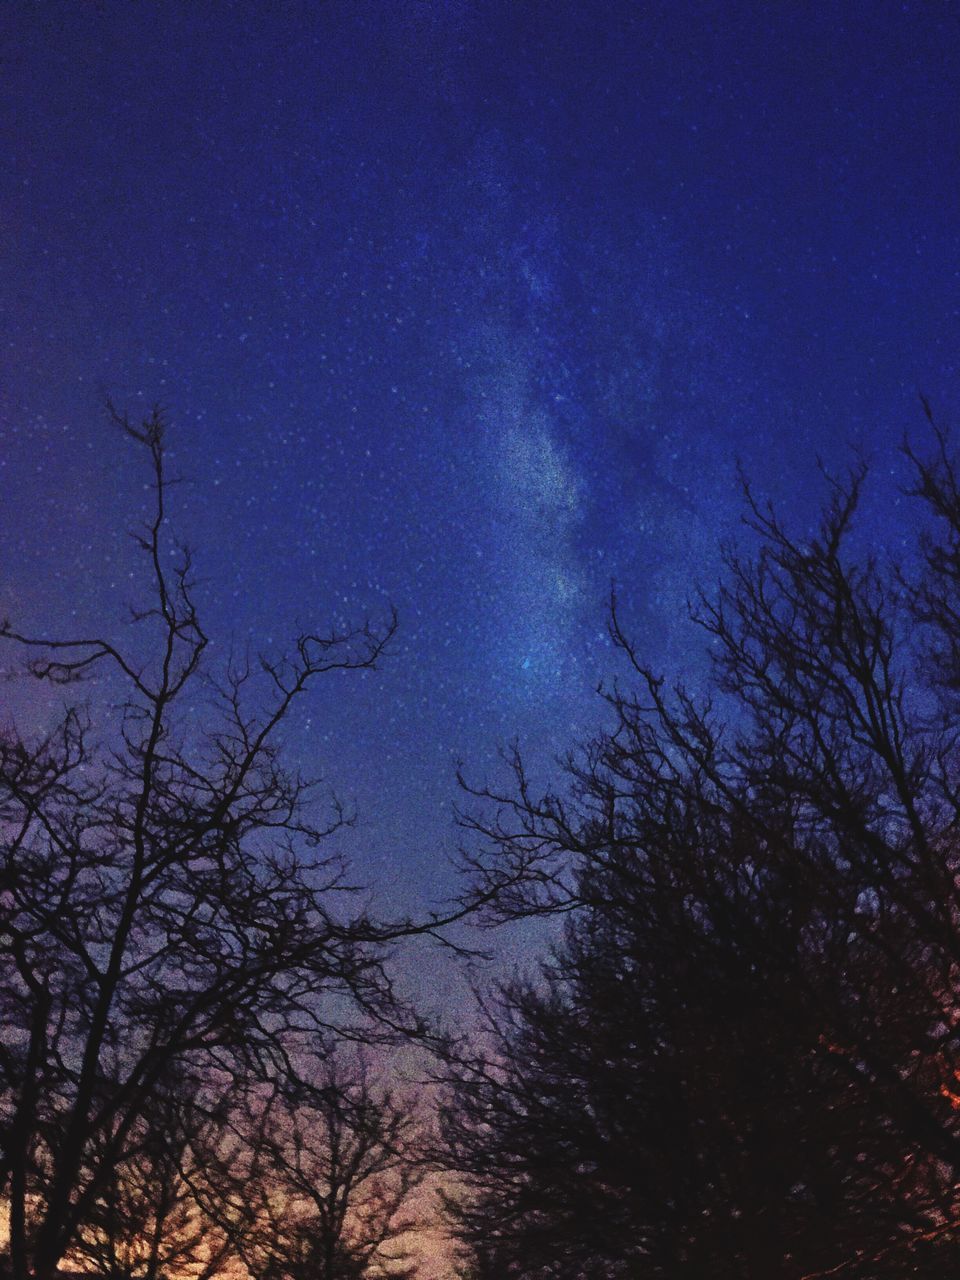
[3,0,959,945]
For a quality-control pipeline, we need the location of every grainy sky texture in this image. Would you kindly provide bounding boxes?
[3,2,959,948]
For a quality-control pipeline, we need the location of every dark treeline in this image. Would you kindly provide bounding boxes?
[6,407,960,1279]
[437,411,960,1277]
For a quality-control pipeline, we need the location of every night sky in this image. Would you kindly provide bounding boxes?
[3,2,960,974]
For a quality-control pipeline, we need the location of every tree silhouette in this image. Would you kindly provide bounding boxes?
[0,408,447,1280]
[70,1071,242,1280]
[445,418,960,1276]
[239,1055,427,1280]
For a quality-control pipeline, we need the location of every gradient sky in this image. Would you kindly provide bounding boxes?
[3,2,959,970]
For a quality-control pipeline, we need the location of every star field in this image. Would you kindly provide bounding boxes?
[3,0,959,937]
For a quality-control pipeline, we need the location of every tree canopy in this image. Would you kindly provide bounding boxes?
[9,406,960,1279]
[442,420,960,1277]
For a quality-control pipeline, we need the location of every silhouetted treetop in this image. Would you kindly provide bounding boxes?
[0,408,451,1280]
[443,412,960,1277]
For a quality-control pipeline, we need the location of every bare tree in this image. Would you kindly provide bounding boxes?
[240,1055,427,1280]
[0,408,446,1280]
[71,1072,242,1280]
[445,417,960,1276]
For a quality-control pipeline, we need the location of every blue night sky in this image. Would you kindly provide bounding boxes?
[3,2,959,936]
